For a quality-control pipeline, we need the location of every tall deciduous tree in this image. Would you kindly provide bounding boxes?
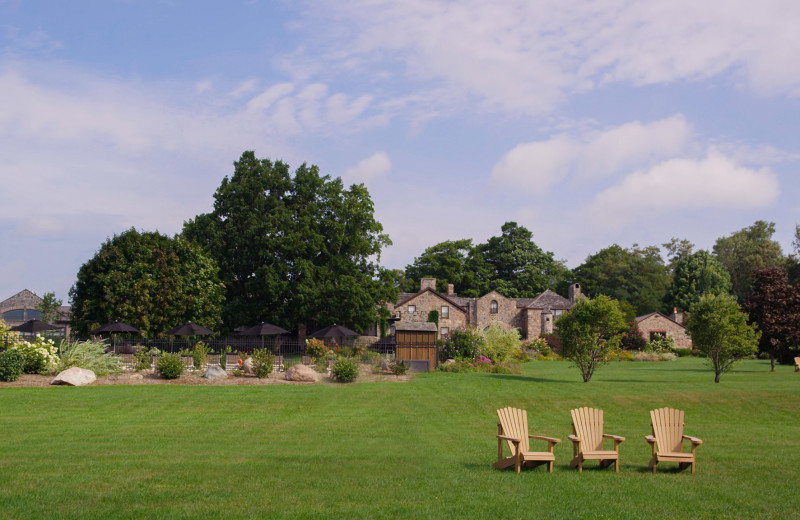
[744,267,800,370]
[665,250,732,312]
[182,151,396,335]
[36,292,63,324]
[713,220,784,302]
[557,295,627,382]
[574,244,670,316]
[403,239,473,294]
[685,293,759,383]
[465,222,570,298]
[69,229,224,337]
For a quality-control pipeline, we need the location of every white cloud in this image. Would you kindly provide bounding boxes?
[490,114,691,192]
[344,152,391,184]
[303,0,800,114]
[588,151,779,227]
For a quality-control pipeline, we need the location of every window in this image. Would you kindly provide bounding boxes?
[553,309,564,318]
[27,310,42,320]
[408,305,416,314]
[441,305,449,319]
[2,309,24,321]
[490,300,498,314]
[440,327,449,337]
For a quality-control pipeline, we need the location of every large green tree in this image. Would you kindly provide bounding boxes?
[713,220,784,302]
[465,222,570,298]
[69,229,224,337]
[573,244,670,316]
[402,239,473,294]
[685,293,759,383]
[744,267,800,369]
[557,295,627,382]
[665,250,732,312]
[36,292,63,324]
[182,151,396,335]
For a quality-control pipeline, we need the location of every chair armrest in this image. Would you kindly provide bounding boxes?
[567,435,581,444]
[603,434,626,442]
[644,435,656,445]
[529,435,561,444]
[497,435,522,443]
[683,435,703,445]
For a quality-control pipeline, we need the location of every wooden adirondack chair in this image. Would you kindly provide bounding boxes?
[645,407,703,473]
[794,357,800,372]
[568,407,625,472]
[493,407,561,473]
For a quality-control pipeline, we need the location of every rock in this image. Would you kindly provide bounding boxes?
[242,357,254,375]
[129,374,143,380]
[51,367,96,386]
[203,365,228,380]
[285,364,319,382]
[380,358,391,371]
[443,359,456,366]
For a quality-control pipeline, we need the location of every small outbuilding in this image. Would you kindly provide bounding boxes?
[635,310,692,350]
[394,321,439,371]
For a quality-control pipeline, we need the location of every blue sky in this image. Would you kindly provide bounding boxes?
[1,0,799,303]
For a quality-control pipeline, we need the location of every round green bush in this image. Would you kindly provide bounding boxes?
[331,357,358,383]
[0,349,25,382]
[156,352,184,380]
[251,348,274,378]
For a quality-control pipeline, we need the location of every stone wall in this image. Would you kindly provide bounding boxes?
[391,290,467,339]
[475,291,523,333]
[637,314,692,349]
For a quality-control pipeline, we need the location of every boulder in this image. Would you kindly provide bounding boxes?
[51,367,96,386]
[380,358,391,371]
[242,357,254,375]
[285,364,319,382]
[443,359,456,366]
[203,365,228,380]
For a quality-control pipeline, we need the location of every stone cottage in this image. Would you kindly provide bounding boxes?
[387,278,581,340]
[634,309,692,350]
[0,289,71,336]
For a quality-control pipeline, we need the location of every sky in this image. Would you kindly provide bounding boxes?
[1,0,799,303]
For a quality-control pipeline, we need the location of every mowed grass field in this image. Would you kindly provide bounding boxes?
[1,358,798,519]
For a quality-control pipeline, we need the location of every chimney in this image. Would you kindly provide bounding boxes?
[447,284,455,296]
[568,283,582,304]
[420,277,437,291]
[671,307,683,325]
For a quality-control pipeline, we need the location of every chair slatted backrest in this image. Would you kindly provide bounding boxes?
[571,407,603,451]
[650,407,684,453]
[497,407,530,453]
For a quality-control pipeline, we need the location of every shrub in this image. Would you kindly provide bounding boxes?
[0,349,24,382]
[157,352,184,379]
[331,357,358,383]
[482,323,521,363]
[609,350,634,362]
[305,338,328,360]
[633,351,677,362]
[646,334,675,353]
[251,348,274,378]
[133,346,151,370]
[12,335,59,374]
[58,340,122,376]
[192,341,211,370]
[439,327,484,361]
[389,359,408,375]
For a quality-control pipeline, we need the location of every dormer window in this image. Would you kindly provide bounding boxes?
[490,300,498,314]
[408,305,416,314]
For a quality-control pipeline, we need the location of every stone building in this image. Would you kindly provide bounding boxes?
[0,289,71,336]
[634,309,692,349]
[388,277,581,340]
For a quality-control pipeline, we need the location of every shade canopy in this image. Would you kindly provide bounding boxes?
[164,321,215,336]
[91,321,140,335]
[309,324,359,339]
[241,322,289,336]
[10,319,60,334]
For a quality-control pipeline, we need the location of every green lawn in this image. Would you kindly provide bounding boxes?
[1,358,798,519]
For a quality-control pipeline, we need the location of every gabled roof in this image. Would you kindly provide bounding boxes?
[635,312,685,329]
[395,287,468,312]
[515,289,571,310]
[395,321,438,332]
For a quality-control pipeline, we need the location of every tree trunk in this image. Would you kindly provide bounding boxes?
[714,371,721,383]
[770,353,775,372]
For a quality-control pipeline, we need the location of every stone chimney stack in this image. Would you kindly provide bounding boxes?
[671,307,683,325]
[447,283,455,296]
[568,283,582,304]
[420,277,437,291]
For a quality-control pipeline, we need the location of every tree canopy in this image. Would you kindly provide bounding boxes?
[402,239,473,294]
[69,228,224,337]
[665,249,732,312]
[713,220,784,302]
[685,293,759,383]
[182,151,396,335]
[573,244,670,316]
[36,292,63,325]
[744,266,800,368]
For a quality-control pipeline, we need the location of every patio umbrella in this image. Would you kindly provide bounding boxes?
[309,324,359,338]
[10,319,60,334]
[164,322,215,336]
[91,321,140,335]
[241,322,289,336]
